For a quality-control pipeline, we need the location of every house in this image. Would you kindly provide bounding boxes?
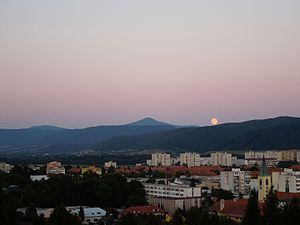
[210,199,263,222]
[71,207,106,225]
[276,192,300,205]
[81,166,101,175]
[30,175,49,182]
[46,161,65,175]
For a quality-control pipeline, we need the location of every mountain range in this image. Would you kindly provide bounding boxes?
[1,116,300,154]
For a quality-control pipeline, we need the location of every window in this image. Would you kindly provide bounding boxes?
[259,179,262,185]
[266,179,269,185]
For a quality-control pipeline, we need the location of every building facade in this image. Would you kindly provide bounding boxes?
[46,161,65,175]
[146,153,171,166]
[211,152,234,166]
[272,168,300,193]
[220,168,251,197]
[144,182,202,214]
[179,152,201,167]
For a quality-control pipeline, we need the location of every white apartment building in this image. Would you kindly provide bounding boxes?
[144,183,201,199]
[144,183,202,214]
[0,162,14,173]
[211,152,234,166]
[46,161,65,175]
[244,151,280,166]
[279,150,300,162]
[146,153,171,166]
[220,168,251,197]
[104,161,117,168]
[179,152,201,167]
[272,169,300,193]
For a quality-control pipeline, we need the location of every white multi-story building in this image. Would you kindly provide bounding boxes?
[46,161,65,175]
[279,150,300,162]
[146,153,171,166]
[144,183,202,214]
[179,152,201,167]
[272,169,300,193]
[144,183,201,199]
[244,151,280,166]
[220,168,251,197]
[0,162,14,173]
[211,152,234,166]
[104,161,117,168]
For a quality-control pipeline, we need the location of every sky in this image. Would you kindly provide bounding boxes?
[0,0,300,128]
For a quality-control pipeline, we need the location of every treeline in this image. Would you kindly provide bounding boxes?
[0,172,146,209]
[243,189,300,225]
[118,205,239,225]
[2,153,149,166]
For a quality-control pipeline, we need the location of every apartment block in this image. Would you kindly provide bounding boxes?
[211,152,234,166]
[272,169,300,193]
[179,152,201,167]
[144,183,202,214]
[220,168,251,197]
[146,153,171,166]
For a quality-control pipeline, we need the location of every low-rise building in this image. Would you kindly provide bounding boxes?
[0,162,14,173]
[70,207,106,225]
[82,166,102,175]
[46,161,65,175]
[104,161,117,168]
[210,199,263,222]
[30,175,49,182]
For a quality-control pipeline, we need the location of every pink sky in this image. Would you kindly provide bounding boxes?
[0,1,300,128]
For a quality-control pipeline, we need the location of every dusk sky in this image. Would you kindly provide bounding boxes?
[1,1,300,128]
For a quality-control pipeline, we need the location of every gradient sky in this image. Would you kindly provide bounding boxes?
[1,0,300,128]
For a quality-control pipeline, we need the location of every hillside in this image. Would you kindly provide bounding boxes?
[96,117,300,152]
[0,118,176,154]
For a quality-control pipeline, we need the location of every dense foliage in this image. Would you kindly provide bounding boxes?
[117,207,239,225]
[0,171,146,209]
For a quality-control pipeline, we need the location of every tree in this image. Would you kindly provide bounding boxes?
[185,207,201,225]
[79,206,84,222]
[117,213,138,225]
[282,198,300,225]
[172,209,185,225]
[48,205,81,225]
[262,187,281,225]
[243,190,261,225]
[212,188,234,200]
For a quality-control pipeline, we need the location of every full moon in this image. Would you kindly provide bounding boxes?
[211,117,219,125]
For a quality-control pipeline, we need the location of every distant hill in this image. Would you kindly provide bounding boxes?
[96,116,300,152]
[1,116,300,155]
[0,118,176,154]
[126,117,175,127]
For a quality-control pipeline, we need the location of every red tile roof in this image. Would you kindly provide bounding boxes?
[276,192,300,201]
[289,165,300,171]
[210,199,263,219]
[67,167,81,174]
[122,205,167,216]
